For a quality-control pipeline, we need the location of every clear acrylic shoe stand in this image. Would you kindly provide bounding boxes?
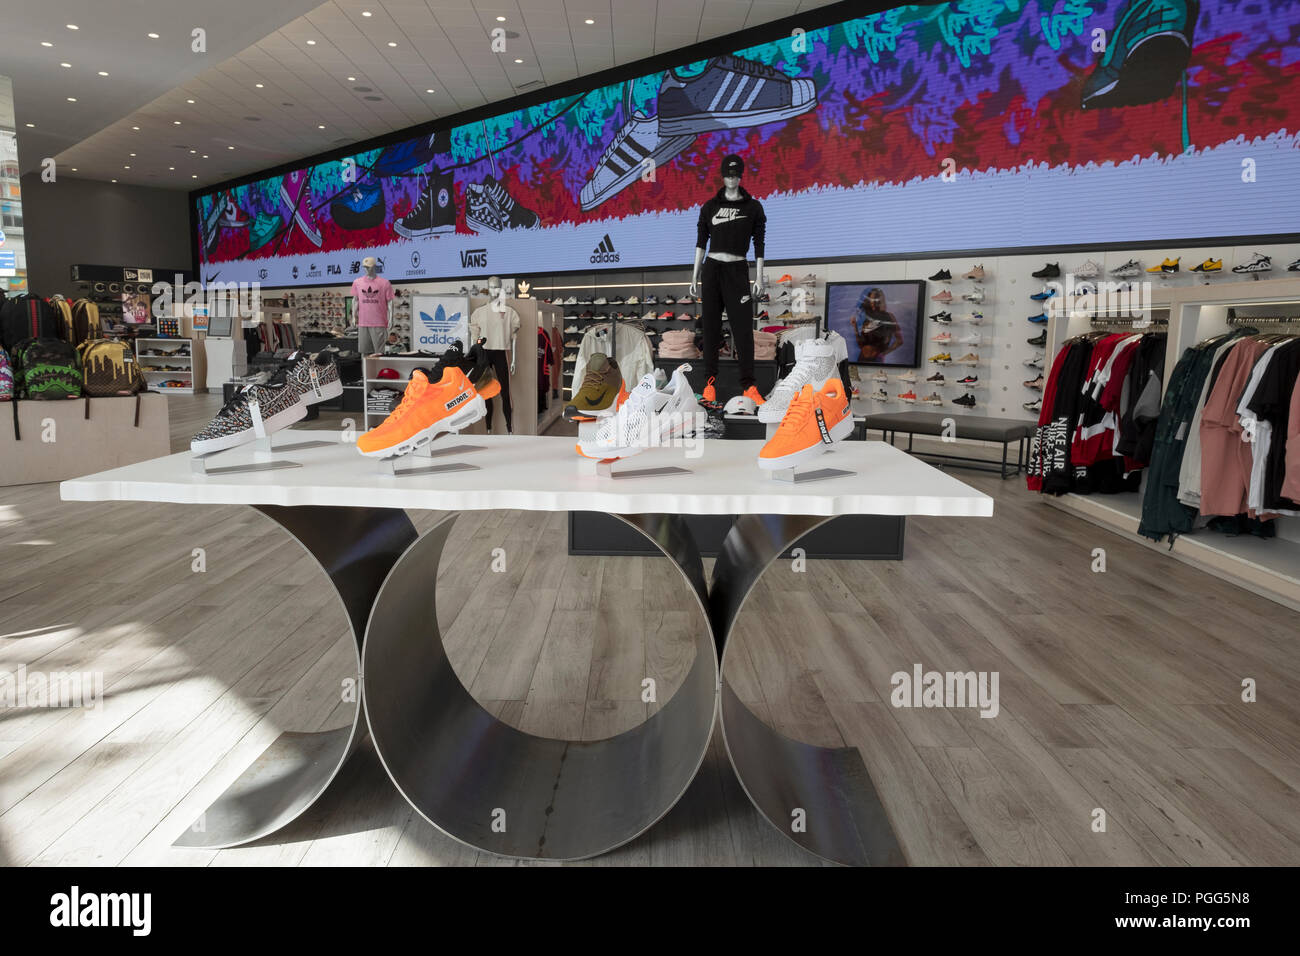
[575,414,692,480]
[377,436,484,477]
[763,422,855,484]
[190,431,335,476]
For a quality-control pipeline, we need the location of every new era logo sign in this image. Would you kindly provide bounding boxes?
[590,233,619,264]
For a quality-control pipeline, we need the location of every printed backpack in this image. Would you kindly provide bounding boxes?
[13,337,81,400]
[0,294,59,352]
[0,346,13,401]
[78,339,146,396]
[50,296,76,343]
[71,298,102,345]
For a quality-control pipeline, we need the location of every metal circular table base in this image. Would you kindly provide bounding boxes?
[362,512,719,861]
[173,505,418,849]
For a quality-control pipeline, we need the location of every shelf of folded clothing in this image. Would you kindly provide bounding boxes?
[1045,491,1300,613]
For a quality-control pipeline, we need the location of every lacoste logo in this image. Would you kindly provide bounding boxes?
[591,234,619,264]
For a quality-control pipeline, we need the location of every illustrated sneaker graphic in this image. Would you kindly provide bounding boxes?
[357,367,486,459]
[579,364,700,460]
[1191,258,1223,273]
[1074,259,1102,278]
[1232,252,1272,274]
[758,337,837,423]
[279,169,323,247]
[1024,375,1045,390]
[1081,0,1198,110]
[565,352,625,419]
[331,179,385,231]
[201,191,226,253]
[394,171,456,238]
[191,382,306,455]
[658,55,817,137]
[580,108,695,210]
[1030,288,1057,301]
[220,195,250,229]
[953,393,977,408]
[932,289,954,303]
[466,174,540,232]
[1111,259,1143,277]
[1031,262,1061,278]
[957,374,979,385]
[899,389,918,404]
[929,268,952,281]
[929,311,953,323]
[922,392,944,406]
[758,379,852,470]
[248,213,281,253]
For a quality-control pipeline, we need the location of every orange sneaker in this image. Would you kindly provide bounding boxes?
[356,367,486,459]
[743,384,766,405]
[702,377,717,404]
[758,380,853,470]
[775,273,793,284]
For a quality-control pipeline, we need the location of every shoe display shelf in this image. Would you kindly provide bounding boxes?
[362,355,436,430]
[61,434,991,864]
[135,336,204,395]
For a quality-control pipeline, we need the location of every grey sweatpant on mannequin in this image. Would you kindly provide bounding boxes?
[358,326,387,355]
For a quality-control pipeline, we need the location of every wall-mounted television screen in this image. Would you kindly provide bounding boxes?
[825,280,926,368]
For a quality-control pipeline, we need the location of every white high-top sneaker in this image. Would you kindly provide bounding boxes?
[758,338,838,423]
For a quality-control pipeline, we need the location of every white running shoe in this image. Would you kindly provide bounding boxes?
[578,364,700,460]
[957,333,981,345]
[1073,259,1102,278]
[593,296,608,305]
[757,338,838,423]
[899,370,918,384]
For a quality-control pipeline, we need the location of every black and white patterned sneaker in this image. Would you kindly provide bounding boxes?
[280,350,343,406]
[191,383,306,455]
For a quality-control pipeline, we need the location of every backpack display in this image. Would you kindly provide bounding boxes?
[0,346,13,401]
[79,339,146,396]
[13,338,81,400]
[50,296,76,343]
[71,298,102,345]
[1,294,59,351]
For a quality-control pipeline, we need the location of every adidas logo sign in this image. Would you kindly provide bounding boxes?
[590,234,620,264]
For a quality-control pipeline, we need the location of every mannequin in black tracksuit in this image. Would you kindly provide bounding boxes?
[689,153,766,404]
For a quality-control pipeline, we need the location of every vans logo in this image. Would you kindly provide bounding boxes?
[445,392,469,410]
[460,248,488,269]
[590,234,620,264]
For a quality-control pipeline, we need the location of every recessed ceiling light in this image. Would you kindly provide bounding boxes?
[132,125,140,130]
[98,71,109,76]
[124,165,130,169]
[514,58,523,64]
[111,179,117,183]
[147,33,159,39]
[387,41,397,47]
[71,168,77,171]
[318,124,325,129]
[202,154,209,158]
[306,39,316,45]
[496,16,506,22]
[168,166,174,170]
[66,97,77,102]
[187,98,195,104]
[129,152,136,157]
[255,83,264,88]
[189,149,196,153]
[173,120,181,125]
[40,41,52,47]
[425,88,435,93]
[362,10,372,15]
[585,18,594,25]
[227,145,235,150]
[60,62,71,68]
[347,76,356,81]
[191,175,197,179]
[66,24,79,30]
[24,122,34,128]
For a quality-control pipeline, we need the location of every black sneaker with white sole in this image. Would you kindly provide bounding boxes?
[394,171,457,238]
[191,383,306,455]
[1027,330,1047,347]
[1232,252,1272,274]
[953,393,977,408]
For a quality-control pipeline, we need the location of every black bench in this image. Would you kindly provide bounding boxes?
[861,411,1033,478]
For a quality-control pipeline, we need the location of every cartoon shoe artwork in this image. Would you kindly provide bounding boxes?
[200,190,227,254]
[577,364,700,461]
[394,170,456,238]
[564,352,626,420]
[219,194,250,229]
[248,213,282,254]
[191,382,307,455]
[331,179,385,231]
[357,366,486,459]
[657,54,817,136]
[1081,0,1199,110]
[580,106,695,211]
[465,174,539,233]
[279,168,323,247]
[757,379,853,471]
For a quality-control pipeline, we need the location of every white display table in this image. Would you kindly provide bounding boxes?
[62,432,992,866]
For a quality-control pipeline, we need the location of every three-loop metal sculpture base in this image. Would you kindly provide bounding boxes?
[178,506,905,864]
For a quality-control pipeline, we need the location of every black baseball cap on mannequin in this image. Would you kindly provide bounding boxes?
[721,154,744,178]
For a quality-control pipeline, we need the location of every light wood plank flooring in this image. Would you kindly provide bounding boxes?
[1,393,1298,866]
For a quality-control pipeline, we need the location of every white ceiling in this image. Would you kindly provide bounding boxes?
[6,0,841,191]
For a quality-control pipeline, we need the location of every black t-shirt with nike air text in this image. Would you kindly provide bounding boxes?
[696,187,766,259]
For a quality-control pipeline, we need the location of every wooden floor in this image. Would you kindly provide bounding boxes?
[2,392,1299,866]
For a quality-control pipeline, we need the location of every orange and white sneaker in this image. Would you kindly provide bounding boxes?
[742,384,766,405]
[356,366,486,459]
[702,377,717,404]
[899,389,918,403]
[758,380,853,471]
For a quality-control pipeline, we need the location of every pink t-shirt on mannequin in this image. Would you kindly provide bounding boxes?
[351,274,394,327]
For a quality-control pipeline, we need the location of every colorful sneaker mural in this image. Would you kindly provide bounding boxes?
[195,0,1300,285]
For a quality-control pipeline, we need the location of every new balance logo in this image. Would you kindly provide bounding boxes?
[590,234,620,264]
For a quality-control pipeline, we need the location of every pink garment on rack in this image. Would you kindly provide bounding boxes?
[1199,338,1268,518]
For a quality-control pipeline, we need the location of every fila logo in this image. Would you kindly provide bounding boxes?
[461,248,488,269]
[591,234,620,264]
[445,392,469,410]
